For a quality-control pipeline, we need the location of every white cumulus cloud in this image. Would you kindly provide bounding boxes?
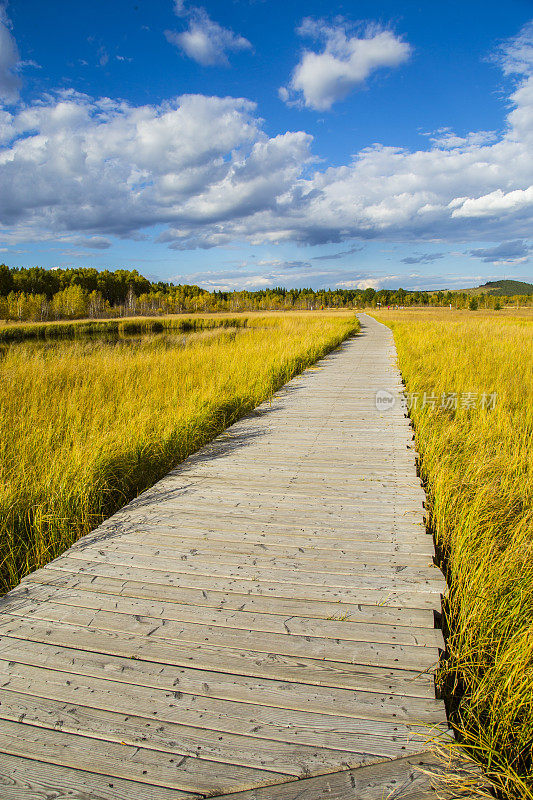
[166,2,251,66]
[280,19,411,110]
[451,186,533,218]
[0,90,311,246]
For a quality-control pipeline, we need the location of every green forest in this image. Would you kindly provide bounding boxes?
[0,264,530,321]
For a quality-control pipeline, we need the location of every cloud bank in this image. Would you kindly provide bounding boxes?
[180,263,400,292]
[0,16,532,262]
[469,240,530,264]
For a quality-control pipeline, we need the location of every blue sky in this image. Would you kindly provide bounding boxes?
[0,0,532,290]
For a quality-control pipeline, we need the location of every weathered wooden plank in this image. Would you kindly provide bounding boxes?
[48,552,446,594]
[98,498,426,523]
[0,690,382,775]
[0,752,195,800]
[19,569,436,628]
[72,533,435,569]
[113,477,426,505]
[117,504,425,526]
[85,522,436,554]
[175,473,425,495]
[99,497,424,516]
[1,601,443,671]
[4,585,444,649]
[0,718,290,794]
[0,661,449,747]
[164,487,425,507]
[182,447,417,463]
[0,624,437,697]
[94,513,431,535]
[181,467,423,484]
[86,552,442,591]
[70,541,436,576]
[197,481,424,496]
[76,529,436,563]
[0,635,443,722]
[119,482,422,509]
[0,648,443,726]
[103,515,430,544]
[165,438,417,452]
[0,635,437,700]
[21,561,443,609]
[210,754,451,800]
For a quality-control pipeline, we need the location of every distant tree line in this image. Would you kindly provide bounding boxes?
[0,264,530,322]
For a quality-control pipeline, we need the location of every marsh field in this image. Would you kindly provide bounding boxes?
[373,307,533,800]
[0,311,359,594]
[2,304,532,798]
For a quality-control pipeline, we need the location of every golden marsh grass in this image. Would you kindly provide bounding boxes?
[373,307,533,800]
[0,312,359,594]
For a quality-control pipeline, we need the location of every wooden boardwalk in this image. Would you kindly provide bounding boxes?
[0,314,450,799]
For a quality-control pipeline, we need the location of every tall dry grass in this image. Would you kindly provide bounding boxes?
[0,312,358,593]
[373,308,533,799]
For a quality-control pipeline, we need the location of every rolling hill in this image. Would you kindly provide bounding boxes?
[469,279,533,296]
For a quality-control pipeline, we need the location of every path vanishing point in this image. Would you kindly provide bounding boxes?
[0,314,450,799]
